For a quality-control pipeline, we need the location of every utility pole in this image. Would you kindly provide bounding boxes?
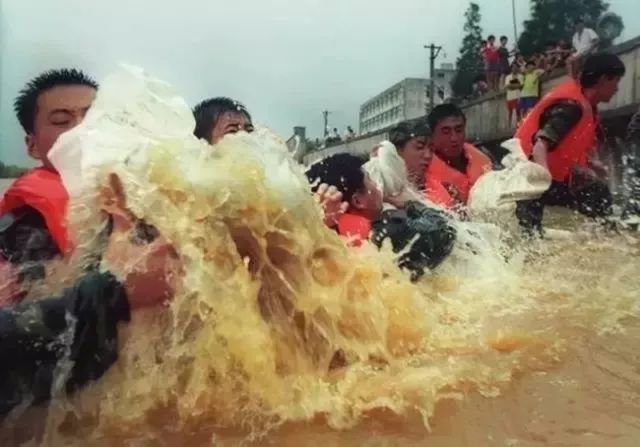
[511,0,518,45]
[424,44,442,113]
[322,110,330,137]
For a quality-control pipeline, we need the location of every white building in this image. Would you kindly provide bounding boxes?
[430,62,456,106]
[358,64,456,135]
[359,78,428,135]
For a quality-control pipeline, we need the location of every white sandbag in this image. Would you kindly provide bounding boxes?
[467,138,551,222]
[48,64,197,199]
[364,141,408,196]
[364,141,426,207]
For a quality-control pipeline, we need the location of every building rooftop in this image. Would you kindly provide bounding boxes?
[359,77,427,110]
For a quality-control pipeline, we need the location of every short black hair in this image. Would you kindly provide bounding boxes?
[305,153,366,204]
[192,97,252,141]
[500,35,508,41]
[428,104,466,131]
[488,35,495,40]
[580,53,626,88]
[526,60,536,67]
[389,121,430,150]
[13,68,98,134]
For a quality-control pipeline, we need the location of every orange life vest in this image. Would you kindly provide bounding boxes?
[424,177,456,209]
[515,80,596,182]
[425,143,492,204]
[336,213,371,247]
[0,167,71,254]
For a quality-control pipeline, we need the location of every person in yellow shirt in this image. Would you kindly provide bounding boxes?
[519,61,545,115]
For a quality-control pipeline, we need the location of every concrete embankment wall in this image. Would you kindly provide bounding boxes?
[303,36,640,168]
[304,133,388,165]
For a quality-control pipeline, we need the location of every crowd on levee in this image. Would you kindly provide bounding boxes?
[474,19,602,128]
[0,49,637,417]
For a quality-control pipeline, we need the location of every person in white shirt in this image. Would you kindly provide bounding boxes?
[567,19,600,79]
[504,64,524,127]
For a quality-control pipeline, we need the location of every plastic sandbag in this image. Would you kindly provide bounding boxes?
[467,138,551,222]
[48,65,197,199]
[47,65,310,212]
[364,141,424,207]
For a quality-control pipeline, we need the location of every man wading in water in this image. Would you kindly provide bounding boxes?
[515,52,625,234]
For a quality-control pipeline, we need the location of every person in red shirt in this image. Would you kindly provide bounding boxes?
[305,153,456,279]
[482,35,500,91]
[306,154,383,246]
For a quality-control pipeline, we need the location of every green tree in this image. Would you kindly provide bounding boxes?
[517,0,610,56]
[0,160,28,178]
[452,2,484,98]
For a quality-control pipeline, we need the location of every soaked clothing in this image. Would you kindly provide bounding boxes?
[534,100,584,148]
[370,201,456,281]
[516,99,611,232]
[0,206,62,305]
[336,202,456,280]
[0,168,70,305]
[0,271,130,416]
[0,205,61,279]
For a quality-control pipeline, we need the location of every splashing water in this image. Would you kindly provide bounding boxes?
[1,67,639,446]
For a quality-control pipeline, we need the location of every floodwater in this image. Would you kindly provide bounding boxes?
[2,137,638,447]
[0,69,639,446]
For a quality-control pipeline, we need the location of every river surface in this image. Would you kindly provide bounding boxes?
[0,133,638,447]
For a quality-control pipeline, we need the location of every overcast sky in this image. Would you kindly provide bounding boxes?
[1,0,638,166]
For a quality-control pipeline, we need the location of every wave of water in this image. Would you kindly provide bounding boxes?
[1,67,639,446]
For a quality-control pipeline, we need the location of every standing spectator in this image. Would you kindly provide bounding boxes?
[504,64,524,127]
[545,41,563,71]
[479,39,488,85]
[472,74,489,98]
[345,126,356,141]
[482,35,500,91]
[558,40,572,60]
[567,19,600,79]
[533,51,549,71]
[519,61,545,116]
[497,36,511,87]
[332,127,342,142]
[514,53,526,71]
